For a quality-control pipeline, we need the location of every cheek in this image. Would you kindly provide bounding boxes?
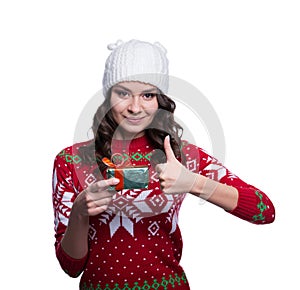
[147,108,158,117]
[110,99,127,118]
[109,106,122,126]
[146,99,159,113]
[149,106,159,117]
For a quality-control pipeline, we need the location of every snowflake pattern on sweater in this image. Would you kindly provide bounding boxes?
[52,136,275,289]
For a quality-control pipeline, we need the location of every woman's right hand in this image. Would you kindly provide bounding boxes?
[72,178,120,217]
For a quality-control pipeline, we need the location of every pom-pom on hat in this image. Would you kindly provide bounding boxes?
[102,39,169,97]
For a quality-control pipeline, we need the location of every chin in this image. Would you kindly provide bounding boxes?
[116,125,146,138]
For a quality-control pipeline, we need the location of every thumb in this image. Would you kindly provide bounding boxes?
[164,135,176,161]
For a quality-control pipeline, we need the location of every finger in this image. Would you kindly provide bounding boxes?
[92,196,113,207]
[89,182,100,193]
[88,205,109,216]
[90,178,119,192]
[103,177,120,188]
[164,135,176,161]
[155,163,166,174]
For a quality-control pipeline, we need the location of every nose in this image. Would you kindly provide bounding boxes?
[127,95,142,114]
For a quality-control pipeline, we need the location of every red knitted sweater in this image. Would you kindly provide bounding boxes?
[52,135,275,289]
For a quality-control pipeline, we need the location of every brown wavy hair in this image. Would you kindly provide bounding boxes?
[78,88,184,172]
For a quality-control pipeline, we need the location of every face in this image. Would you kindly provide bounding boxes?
[110,81,159,139]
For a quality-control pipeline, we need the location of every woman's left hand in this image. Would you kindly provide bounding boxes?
[155,136,197,194]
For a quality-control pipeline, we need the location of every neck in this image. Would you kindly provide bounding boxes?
[113,130,145,141]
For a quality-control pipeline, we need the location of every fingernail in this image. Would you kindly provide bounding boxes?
[113,178,120,184]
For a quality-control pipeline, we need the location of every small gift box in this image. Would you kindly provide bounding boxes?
[103,157,149,191]
[106,167,149,191]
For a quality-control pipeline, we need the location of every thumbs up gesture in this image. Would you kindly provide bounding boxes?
[155,136,198,194]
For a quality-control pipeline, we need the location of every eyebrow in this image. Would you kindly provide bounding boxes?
[113,84,158,93]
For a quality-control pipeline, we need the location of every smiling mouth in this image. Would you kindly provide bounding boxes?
[125,117,145,124]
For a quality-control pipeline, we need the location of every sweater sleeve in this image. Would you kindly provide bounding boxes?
[183,142,275,224]
[52,147,88,277]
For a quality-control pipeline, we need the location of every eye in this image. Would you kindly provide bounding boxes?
[142,93,157,100]
[113,89,130,98]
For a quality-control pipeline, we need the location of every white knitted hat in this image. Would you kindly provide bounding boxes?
[102,39,169,97]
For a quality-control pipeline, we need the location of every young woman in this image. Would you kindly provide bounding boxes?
[52,39,275,290]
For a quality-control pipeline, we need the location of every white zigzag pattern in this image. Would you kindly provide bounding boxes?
[97,189,184,238]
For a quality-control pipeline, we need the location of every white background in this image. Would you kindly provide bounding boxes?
[1,0,299,289]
